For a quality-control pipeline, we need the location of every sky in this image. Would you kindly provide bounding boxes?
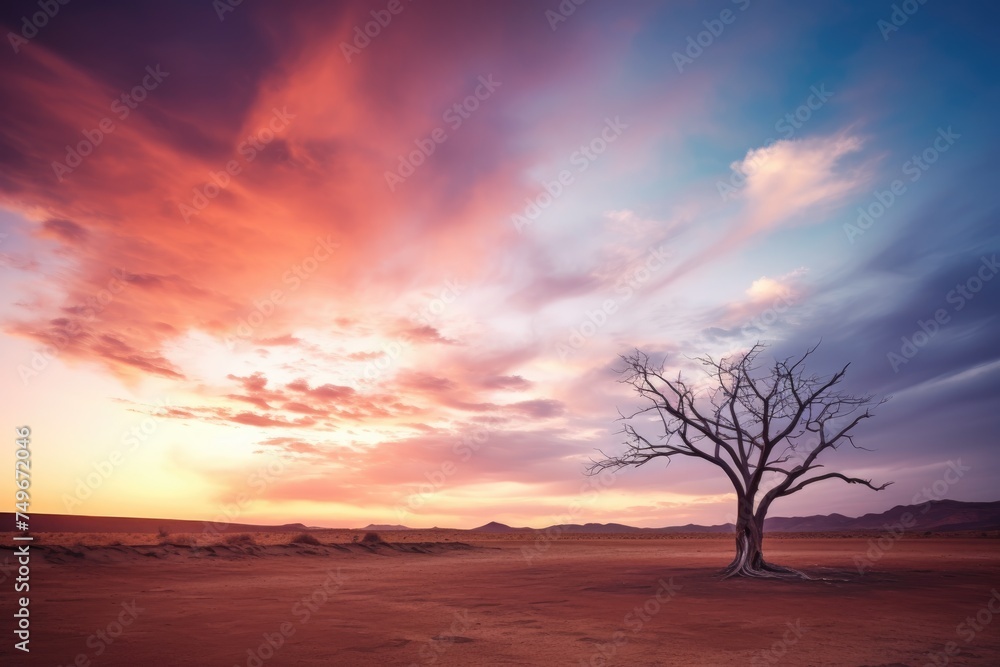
[0,0,998,530]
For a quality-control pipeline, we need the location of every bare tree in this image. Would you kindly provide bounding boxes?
[588,343,890,579]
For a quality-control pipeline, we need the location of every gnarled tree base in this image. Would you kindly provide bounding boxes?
[721,558,810,580]
[721,532,811,580]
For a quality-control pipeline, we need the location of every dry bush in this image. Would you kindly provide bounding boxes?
[225,533,256,546]
[361,531,383,544]
[290,532,321,546]
[157,526,170,539]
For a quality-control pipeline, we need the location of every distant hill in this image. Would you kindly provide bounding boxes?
[6,500,998,536]
[0,513,315,534]
[472,521,531,533]
[654,523,735,534]
[761,500,1000,533]
[541,500,1000,534]
[540,522,648,534]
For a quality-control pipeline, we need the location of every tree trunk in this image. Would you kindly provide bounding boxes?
[729,512,765,572]
[722,498,807,579]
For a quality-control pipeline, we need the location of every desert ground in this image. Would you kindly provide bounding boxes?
[2,532,999,666]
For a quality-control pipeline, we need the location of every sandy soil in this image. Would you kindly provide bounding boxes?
[1,534,998,666]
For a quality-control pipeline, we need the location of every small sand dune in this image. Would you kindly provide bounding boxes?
[1,540,480,564]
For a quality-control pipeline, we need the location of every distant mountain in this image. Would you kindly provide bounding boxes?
[538,521,734,534]
[762,513,854,532]
[7,500,998,537]
[544,522,647,534]
[535,500,1000,535]
[0,513,317,534]
[654,523,735,534]
[472,521,531,533]
[762,500,1000,533]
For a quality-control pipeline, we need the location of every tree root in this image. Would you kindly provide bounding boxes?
[721,559,811,580]
[722,533,812,580]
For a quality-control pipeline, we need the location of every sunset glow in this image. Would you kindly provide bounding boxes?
[2,0,998,530]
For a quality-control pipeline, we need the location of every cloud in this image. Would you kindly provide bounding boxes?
[746,275,795,302]
[39,218,88,244]
[229,372,269,392]
[255,334,301,346]
[347,350,385,361]
[480,375,533,391]
[0,0,610,384]
[397,324,460,345]
[508,399,566,419]
[397,372,456,393]
[2,0,997,527]
[639,133,869,296]
[700,268,809,338]
[230,411,315,428]
[734,133,868,234]
[255,437,324,457]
